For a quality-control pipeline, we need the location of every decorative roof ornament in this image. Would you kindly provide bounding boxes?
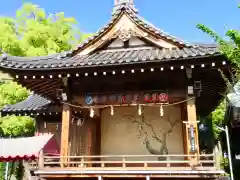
[113,0,138,14]
[117,27,139,42]
[118,28,132,42]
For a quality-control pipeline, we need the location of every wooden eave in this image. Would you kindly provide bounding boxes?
[0,46,223,72]
[0,5,225,73]
[0,94,62,115]
[73,5,192,56]
[0,3,230,105]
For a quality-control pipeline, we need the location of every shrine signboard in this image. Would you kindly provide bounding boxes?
[84,91,168,106]
[189,125,197,153]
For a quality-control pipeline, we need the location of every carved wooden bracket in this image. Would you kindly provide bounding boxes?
[112,27,142,42]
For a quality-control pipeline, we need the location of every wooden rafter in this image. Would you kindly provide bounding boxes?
[18,78,62,99]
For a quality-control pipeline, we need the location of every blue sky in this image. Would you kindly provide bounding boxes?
[0,0,239,43]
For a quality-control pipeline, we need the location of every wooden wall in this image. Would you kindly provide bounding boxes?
[35,115,97,156]
[100,106,184,158]
[35,69,189,156]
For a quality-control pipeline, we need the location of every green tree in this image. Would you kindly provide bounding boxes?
[0,81,29,106]
[0,80,33,137]
[0,116,35,137]
[196,13,240,177]
[0,2,90,138]
[0,2,88,56]
[0,2,90,178]
[211,100,226,139]
[197,24,240,70]
[196,17,240,140]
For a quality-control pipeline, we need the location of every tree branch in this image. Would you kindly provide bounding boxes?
[167,117,179,134]
[123,115,149,144]
[124,113,179,157]
[139,115,164,144]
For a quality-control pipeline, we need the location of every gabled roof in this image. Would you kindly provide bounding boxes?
[0,46,220,70]
[0,4,223,72]
[0,1,227,102]
[71,4,193,55]
[0,94,61,114]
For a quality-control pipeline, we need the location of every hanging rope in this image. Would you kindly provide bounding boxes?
[60,97,195,109]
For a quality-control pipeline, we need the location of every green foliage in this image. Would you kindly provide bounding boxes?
[0,2,90,139]
[0,80,31,138]
[14,162,23,180]
[211,100,226,139]
[0,162,22,180]
[0,81,29,107]
[0,2,91,179]
[0,116,35,137]
[0,163,4,180]
[197,24,240,71]
[196,7,240,139]
[199,115,215,153]
[196,6,240,174]
[220,156,229,170]
[0,2,89,56]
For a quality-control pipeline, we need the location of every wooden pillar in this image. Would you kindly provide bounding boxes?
[184,96,200,166]
[38,148,44,169]
[184,68,200,162]
[181,103,188,158]
[87,127,92,167]
[186,97,200,155]
[60,104,71,166]
[95,111,102,156]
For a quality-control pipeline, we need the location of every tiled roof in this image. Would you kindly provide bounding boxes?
[71,4,193,54]
[0,46,220,70]
[0,94,61,113]
[0,4,223,71]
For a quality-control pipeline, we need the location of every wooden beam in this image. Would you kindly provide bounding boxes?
[36,87,59,96]
[181,102,188,159]
[185,97,200,166]
[20,78,61,99]
[95,111,102,158]
[187,97,200,154]
[38,174,220,178]
[21,79,52,89]
[187,98,197,122]
[38,148,44,169]
[35,83,60,93]
[26,79,60,90]
[87,127,92,167]
[60,103,71,167]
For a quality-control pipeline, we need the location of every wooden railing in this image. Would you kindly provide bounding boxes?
[37,154,218,170]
